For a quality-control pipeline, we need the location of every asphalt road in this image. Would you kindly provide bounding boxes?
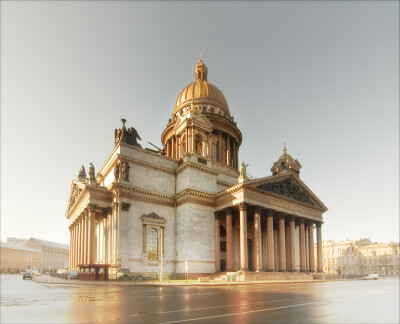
[1,274,398,323]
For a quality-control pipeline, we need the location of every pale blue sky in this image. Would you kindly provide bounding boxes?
[1,1,399,244]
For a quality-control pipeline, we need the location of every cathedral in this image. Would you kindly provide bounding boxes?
[66,58,327,278]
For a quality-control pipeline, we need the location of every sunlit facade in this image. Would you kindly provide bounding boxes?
[0,243,41,273]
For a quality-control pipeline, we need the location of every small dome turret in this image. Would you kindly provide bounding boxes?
[194,56,208,81]
[271,144,302,176]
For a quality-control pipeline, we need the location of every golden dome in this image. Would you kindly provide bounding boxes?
[173,59,230,117]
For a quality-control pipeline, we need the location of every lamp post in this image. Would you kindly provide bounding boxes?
[159,229,163,282]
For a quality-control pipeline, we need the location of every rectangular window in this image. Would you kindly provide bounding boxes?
[220,241,226,252]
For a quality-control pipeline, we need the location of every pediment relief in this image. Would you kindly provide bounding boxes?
[246,174,327,211]
[66,181,86,215]
[173,112,213,133]
[256,178,314,206]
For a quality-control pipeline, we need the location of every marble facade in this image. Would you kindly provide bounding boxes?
[65,58,327,275]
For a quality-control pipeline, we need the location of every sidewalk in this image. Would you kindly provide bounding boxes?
[33,275,329,287]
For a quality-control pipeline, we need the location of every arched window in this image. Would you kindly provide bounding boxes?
[181,135,187,155]
[146,227,158,260]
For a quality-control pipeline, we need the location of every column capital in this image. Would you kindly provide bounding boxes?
[225,207,233,215]
[288,215,297,222]
[276,212,286,220]
[121,202,131,211]
[265,209,275,217]
[237,202,247,211]
[103,207,113,216]
[315,221,323,228]
[253,206,262,214]
[297,217,305,224]
[306,220,315,227]
[87,203,98,212]
[112,202,118,210]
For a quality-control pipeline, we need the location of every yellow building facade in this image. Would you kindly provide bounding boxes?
[0,243,41,273]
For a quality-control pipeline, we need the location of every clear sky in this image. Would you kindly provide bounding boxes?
[1,1,398,245]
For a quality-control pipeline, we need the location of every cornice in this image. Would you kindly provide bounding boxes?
[86,183,112,194]
[120,155,176,175]
[217,180,235,188]
[175,188,215,201]
[212,162,240,178]
[215,183,244,198]
[176,161,218,176]
[114,183,175,201]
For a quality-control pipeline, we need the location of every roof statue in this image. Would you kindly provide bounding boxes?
[77,165,86,182]
[239,161,249,177]
[88,162,97,186]
[114,118,142,147]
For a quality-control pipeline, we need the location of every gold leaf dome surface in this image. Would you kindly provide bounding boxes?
[173,59,230,117]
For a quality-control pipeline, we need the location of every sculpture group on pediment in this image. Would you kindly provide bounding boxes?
[114,119,142,148]
[70,186,83,208]
[257,178,314,206]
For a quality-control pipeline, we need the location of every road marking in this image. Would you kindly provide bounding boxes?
[159,298,295,314]
[158,301,320,324]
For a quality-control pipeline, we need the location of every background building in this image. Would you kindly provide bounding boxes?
[0,237,69,273]
[0,243,41,273]
[26,238,69,272]
[322,238,400,277]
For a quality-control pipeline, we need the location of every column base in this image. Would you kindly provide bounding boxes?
[225,269,235,272]
[278,269,287,272]
[255,269,264,272]
[300,269,307,273]
[318,270,324,273]
[287,269,298,272]
[265,268,275,272]
[239,268,249,272]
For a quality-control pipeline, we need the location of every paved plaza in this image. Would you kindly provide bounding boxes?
[1,274,399,323]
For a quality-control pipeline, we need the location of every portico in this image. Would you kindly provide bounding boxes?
[214,169,327,273]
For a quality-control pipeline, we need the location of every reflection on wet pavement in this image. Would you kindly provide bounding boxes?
[1,274,398,323]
